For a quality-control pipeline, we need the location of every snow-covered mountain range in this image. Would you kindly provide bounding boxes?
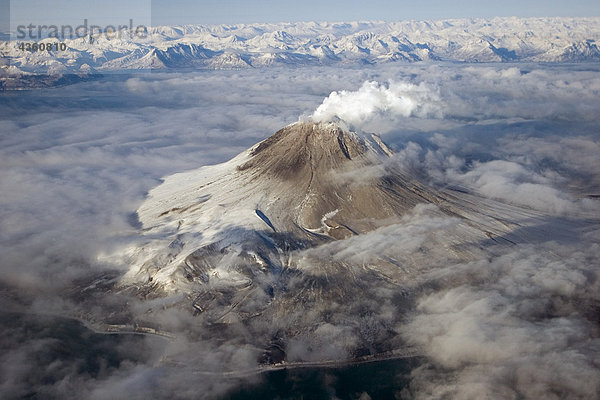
[1,17,600,81]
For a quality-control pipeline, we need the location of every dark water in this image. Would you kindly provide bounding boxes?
[226,358,420,400]
[0,311,164,399]
[0,312,419,399]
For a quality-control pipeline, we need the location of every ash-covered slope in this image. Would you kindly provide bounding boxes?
[125,122,448,291]
[231,121,442,235]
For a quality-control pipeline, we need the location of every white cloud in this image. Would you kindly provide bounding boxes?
[446,160,595,215]
[401,239,600,399]
[310,80,443,129]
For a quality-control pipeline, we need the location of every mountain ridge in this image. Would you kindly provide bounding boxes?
[2,17,600,82]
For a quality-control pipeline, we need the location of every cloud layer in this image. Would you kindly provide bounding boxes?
[0,63,599,398]
[402,237,600,399]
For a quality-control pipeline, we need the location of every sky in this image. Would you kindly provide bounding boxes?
[148,0,600,25]
[3,0,600,30]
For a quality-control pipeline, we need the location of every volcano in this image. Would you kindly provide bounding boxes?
[124,122,447,288]
[123,121,528,292]
[118,121,532,362]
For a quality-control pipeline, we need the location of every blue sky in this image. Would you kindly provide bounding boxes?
[151,0,600,25]
[3,0,600,30]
